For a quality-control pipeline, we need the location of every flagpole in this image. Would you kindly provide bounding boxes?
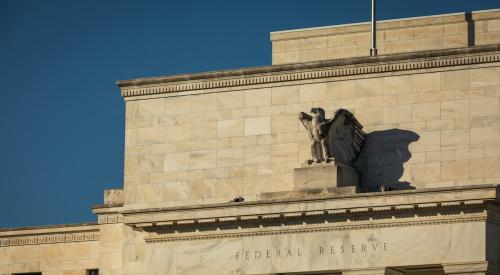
[370,0,378,56]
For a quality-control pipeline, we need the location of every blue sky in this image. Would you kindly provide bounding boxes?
[1,0,499,228]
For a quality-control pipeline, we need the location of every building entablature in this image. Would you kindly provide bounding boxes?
[117,45,500,99]
[99,184,500,242]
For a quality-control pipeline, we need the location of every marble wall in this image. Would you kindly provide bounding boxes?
[123,64,500,207]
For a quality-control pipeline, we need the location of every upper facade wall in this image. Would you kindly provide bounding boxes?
[121,58,500,209]
[119,9,500,210]
[271,9,500,64]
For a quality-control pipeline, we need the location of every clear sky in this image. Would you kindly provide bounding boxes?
[1,0,499,228]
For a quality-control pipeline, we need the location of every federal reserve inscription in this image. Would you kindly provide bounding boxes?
[236,242,389,260]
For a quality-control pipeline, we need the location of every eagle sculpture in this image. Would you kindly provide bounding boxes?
[299,108,365,166]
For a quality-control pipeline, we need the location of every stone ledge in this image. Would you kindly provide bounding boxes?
[117,44,500,94]
[121,184,499,226]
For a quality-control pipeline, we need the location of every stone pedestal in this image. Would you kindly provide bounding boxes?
[293,162,359,191]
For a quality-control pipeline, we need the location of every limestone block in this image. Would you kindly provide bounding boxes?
[470,68,500,88]
[137,127,164,145]
[412,102,441,122]
[311,36,328,48]
[244,145,270,165]
[217,119,244,137]
[414,25,444,39]
[399,28,415,40]
[441,160,470,181]
[272,86,299,105]
[272,41,285,53]
[230,136,258,147]
[258,104,310,116]
[163,152,189,172]
[354,78,384,98]
[270,173,294,192]
[383,75,412,95]
[470,158,500,179]
[470,127,500,148]
[201,110,231,122]
[270,143,298,163]
[150,172,177,184]
[164,96,191,115]
[444,23,459,35]
[191,93,218,112]
[383,105,411,124]
[327,81,354,99]
[415,37,444,51]
[217,147,243,167]
[299,83,327,103]
[441,99,469,119]
[164,123,189,142]
[189,150,216,170]
[124,174,149,186]
[126,99,164,119]
[272,51,300,65]
[442,70,469,90]
[271,114,298,133]
[412,73,441,93]
[444,34,468,48]
[411,162,440,183]
[355,107,384,126]
[63,243,89,261]
[150,143,176,154]
[441,129,470,150]
[488,19,500,32]
[470,115,500,128]
[470,97,500,117]
[124,129,137,146]
[190,122,217,140]
[104,189,124,205]
[243,175,271,195]
[135,184,162,203]
[328,35,343,47]
[244,117,271,136]
[125,154,163,176]
[218,91,244,109]
[245,89,271,107]
[125,117,153,129]
[426,150,455,162]
[342,33,356,46]
[293,163,359,190]
[124,145,149,156]
[299,48,328,62]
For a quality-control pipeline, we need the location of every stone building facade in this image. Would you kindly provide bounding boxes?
[1,9,500,275]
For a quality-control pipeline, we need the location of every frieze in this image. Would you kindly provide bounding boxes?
[142,202,487,242]
[98,214,123,224]
[119,45,500,98]
[0,231,99,247]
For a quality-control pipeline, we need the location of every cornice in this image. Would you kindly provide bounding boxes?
[117,45,500,98]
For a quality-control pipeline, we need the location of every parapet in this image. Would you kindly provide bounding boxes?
[271,9,500,64]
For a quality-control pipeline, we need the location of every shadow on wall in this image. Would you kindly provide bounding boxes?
[354,129,419,192]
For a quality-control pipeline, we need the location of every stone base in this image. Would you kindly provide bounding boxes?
[293,162,359,190]
[261,186,358,200]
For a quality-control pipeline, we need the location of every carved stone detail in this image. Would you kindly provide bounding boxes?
[0,231,99,247]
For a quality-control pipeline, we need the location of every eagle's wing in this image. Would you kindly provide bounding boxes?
[299,112,314,140]
[327,109,365,165]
